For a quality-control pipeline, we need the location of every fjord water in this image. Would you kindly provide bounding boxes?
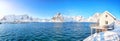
[0,22,92,41]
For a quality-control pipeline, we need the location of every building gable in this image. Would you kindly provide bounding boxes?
[99,11,116,26]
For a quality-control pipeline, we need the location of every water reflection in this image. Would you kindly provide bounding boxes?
[0,22,92,41]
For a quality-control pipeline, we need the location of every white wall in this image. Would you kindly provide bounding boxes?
[99,12,115,26]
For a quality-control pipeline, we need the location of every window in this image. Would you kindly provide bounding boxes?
[105,21,108,24]
[105,15,108,17]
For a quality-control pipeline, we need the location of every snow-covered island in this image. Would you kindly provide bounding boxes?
[0,13,86,23]
[0,15,50,23]
[0,11,120,24]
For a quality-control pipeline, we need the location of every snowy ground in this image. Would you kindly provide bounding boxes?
[112,21,120,37]
[84,20,120,41]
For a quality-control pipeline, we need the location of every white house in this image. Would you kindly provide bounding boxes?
[98,11,116,26]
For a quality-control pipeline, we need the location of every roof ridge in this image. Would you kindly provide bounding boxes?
[103,11,116,19]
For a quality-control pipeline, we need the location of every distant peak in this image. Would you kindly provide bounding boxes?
[56,12,61,15]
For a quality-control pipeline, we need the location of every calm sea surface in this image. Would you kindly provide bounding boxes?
[0,22,94,41]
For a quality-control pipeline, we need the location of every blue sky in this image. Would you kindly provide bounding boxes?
[0,0,120,19]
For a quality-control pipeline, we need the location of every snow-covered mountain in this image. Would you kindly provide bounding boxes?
[65,16,85,22]
[0,13,101,23]
[0,15,41,23]
[87,13,101,22]
[51,13,64,22]
[0,11,118,23]
[51,13,85,22]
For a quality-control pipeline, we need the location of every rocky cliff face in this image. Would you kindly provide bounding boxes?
[51,13,64,22]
